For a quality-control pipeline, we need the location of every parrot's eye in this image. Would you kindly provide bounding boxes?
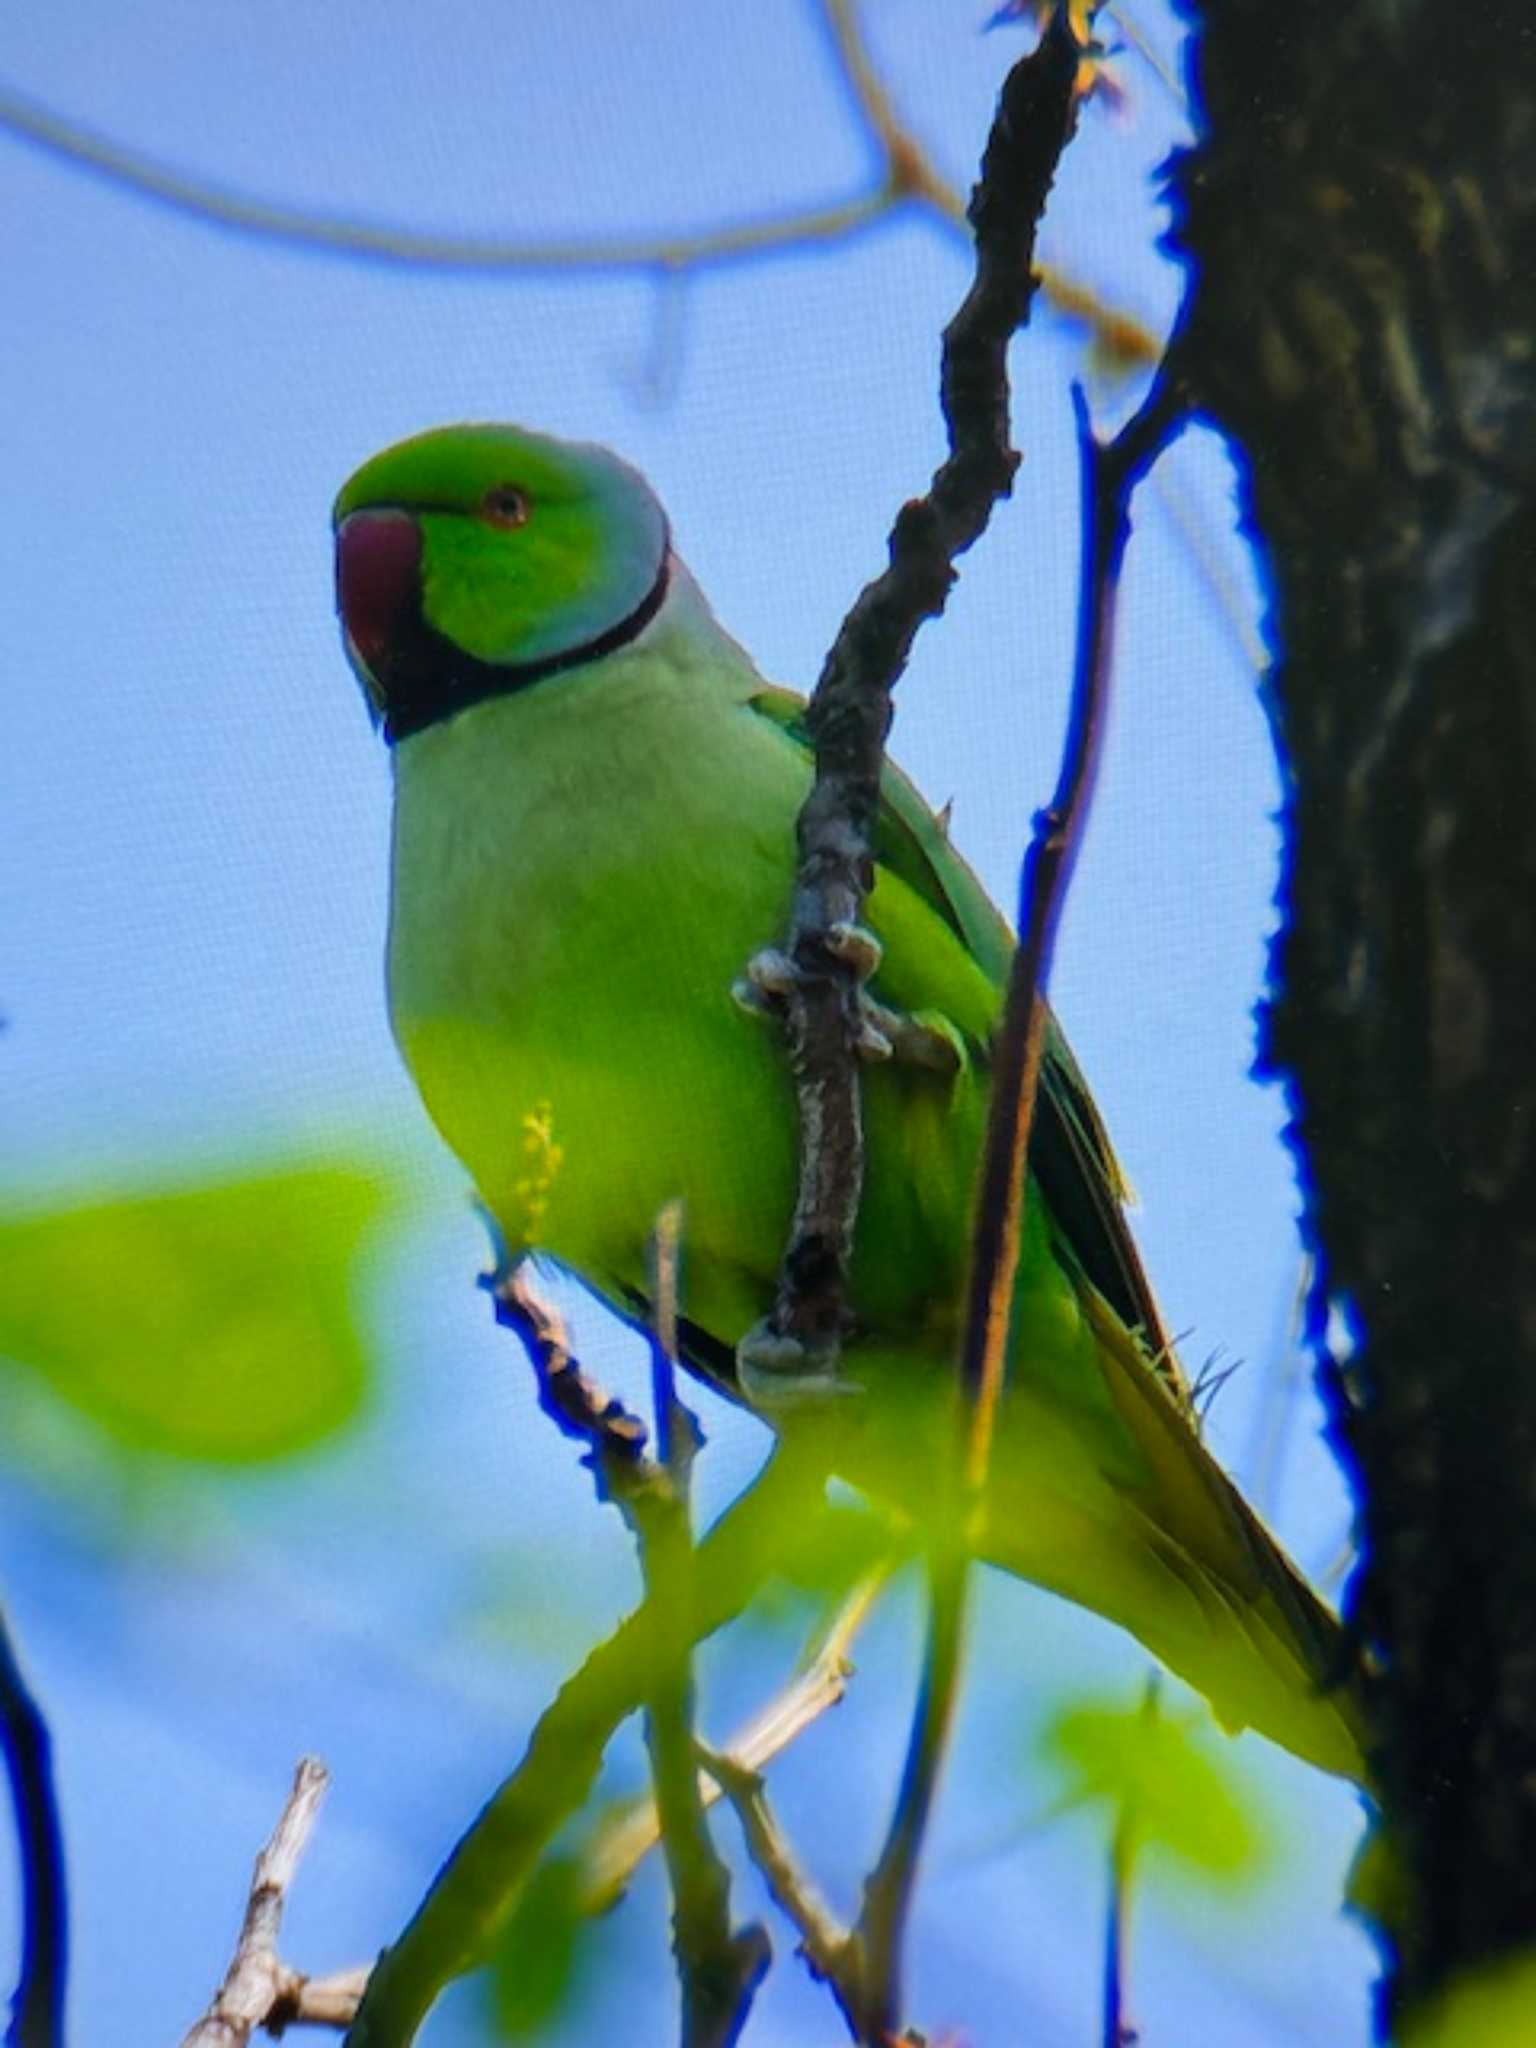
[482,485,531,529]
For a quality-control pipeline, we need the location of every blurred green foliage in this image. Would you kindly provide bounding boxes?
[0,1163,390,1463]
[1038,1684,1269,1886]
[485,1851,599,2041]
[1404,1953,1536,2046]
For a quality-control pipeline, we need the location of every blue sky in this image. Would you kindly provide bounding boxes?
[0,4,1373,2041]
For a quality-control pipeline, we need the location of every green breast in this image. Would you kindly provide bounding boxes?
[385,603,1118,1457]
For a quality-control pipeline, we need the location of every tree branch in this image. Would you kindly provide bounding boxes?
[237,1566,885,2042]
[743,4,1088,1381]
[179,1759,331,2048]
[959,368,1185,1487]
[1166,0,1536,2014]
[701,1747,860,2031]
[0,1605,66,2048]
[0,78,885,276]
[629,1223,769,2048]
[344,1413,828,2045]
[845,1546,967,2046]
[586,1565,889,1912]
[848,315,1186,2048]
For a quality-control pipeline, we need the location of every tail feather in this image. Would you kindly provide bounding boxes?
[1074,1289,1369,1781]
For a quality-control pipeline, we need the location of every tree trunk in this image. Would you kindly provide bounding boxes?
[1166,0,1536,2026]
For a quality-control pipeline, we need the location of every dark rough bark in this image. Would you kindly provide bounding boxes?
[1166,0,1536,2025]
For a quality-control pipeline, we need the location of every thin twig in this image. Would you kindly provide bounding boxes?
[0,1606,66,2048]
[632,1222,768,2048]
[182,1962,372,2043]
[180,1759,331,2048]
[745,5,1088,1377]
[486,1267,652,1498]
[701,1748,859,2028]
[958,367,1186,1491]
[648,1201,693,1485]
[0,79,884,275]
[1101,1845,1130,2048]
[284,1969,372,2030]
[1101,1674,1159,2048]
[586,1564,891,1911]
[849,1544,969,2046]
[0,43,1152,366]
[496,1250,765,2038]
[821,0,961,213]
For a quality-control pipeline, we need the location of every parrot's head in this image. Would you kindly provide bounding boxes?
[333,424,671,742]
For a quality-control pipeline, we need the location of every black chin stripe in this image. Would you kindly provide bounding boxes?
[383,554,673,744]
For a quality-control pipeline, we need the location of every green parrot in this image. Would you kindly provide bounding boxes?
[333,422,1367,1785]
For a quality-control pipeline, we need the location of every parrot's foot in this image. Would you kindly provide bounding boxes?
[733,946,797,1013]
[736,1320,863,1407]
[733,945,962,1074]
[823,919,882,978]
[858,1000,964,1074]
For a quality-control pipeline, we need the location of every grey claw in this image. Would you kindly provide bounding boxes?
[825,922,882,979]
[855,1018,894,1061]
[732,977,776,1017]
[745,947,798,998]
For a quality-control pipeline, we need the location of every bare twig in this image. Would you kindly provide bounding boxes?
[1101,1839,1131,2048]
[702,1748,859,2026]
[1101,1675,1160,2048]
[586,1564,890,1910]
[261,1560,879,2039]
[180,1759,331,2048]
[628,1222,768,2048]
[486,1267,651,1496]
[846,1546,966,2046]
[0,79,884,276]
[0,31,1153,368]
[648,1201,694,1486]
[493,1250,765,2038]
[820,0,1156,370]
[283,1969,372,2030]
[958,367,1185,1490]
[744,5,1087,1380]
[821,0,960,214]
[697,1552,953,2047]
[0,1606,66,2048]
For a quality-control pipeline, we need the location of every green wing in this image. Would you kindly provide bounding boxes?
[746,684,1181,1393]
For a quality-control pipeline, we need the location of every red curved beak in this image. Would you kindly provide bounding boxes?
[335,508,422,675]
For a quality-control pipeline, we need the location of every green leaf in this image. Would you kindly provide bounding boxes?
[486,1853,594,2040]
[0,1164,389,1463]
[1037,1686,1268,1885]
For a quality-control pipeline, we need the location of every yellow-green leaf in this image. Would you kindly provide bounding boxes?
[1037,1688,1268,1885]
[0,1164,389,1463]
[487,1853,595,2040]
